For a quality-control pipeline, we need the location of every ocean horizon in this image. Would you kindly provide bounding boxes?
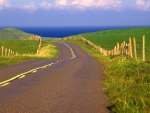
[0,26,149,38]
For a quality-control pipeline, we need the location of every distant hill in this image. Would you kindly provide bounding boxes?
[0,28,37,40]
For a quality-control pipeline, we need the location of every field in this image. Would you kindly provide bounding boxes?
[0,40,58,67]
[79,27,150,60]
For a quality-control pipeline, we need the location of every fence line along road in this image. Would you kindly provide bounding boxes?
[1,46,19,57]
[80,35,146,61]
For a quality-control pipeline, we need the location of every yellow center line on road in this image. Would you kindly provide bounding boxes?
[19,75,26,79]
[1,82,10,87]
[0,43,76,88]
[32,70,37,73]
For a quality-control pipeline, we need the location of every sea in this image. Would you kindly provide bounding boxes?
[0,26,147,38]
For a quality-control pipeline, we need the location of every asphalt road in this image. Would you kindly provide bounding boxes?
[0,42,110,113]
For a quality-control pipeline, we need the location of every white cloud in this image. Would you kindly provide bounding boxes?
[22,2,38,12]
[40,1,52,10]
[71,0,122,8]
[51,0,122,11]
[71,0,96,7]
[0,0,122,11]
[135,0,150,10]
[55,0,68,6]
[53,0,122,9]
[0,0,11,9]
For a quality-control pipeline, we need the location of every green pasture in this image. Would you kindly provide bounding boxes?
[80,27,150,60]
[0,40,58,67]
[0,40,39,54]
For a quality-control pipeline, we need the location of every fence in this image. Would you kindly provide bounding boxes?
[1,36,42,57]
[1,46,19,57]
[81,35,146,61]
[28,35,42,54]
[36,38,42,54]
[28,35,41,41]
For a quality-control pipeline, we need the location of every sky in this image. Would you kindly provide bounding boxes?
[0,0,150,27]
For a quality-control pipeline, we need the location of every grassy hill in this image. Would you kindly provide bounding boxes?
[0,28,36,40]
[80,27,150,50]
[78,27,150,60]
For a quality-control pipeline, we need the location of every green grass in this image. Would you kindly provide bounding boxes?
[79,27,150,60]
[0,40,39,54]
[103,57,150,113]
[0,40,58,67]
[0,56,37,66]
[0,28,35,40]
[65,39,150,113]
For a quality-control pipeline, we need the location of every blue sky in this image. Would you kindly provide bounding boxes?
[0,0,150,26]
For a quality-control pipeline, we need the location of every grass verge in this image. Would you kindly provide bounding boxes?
[65,39,150,113]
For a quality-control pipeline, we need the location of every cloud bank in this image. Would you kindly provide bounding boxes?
[135,0,150,11]
[0,0,150,12]
[22,2,38,12]
[0,0,11,9]
[0,0,122,11]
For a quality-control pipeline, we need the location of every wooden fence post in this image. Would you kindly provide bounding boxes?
[8,49,10,57]
[5,48,7,57]
[123,41,126,55]
[125,43,128,56]
[129,37,133,58]
[10,51,12,57]
[107,51,110,56]
[142,35,145,61]
[121,43,123,55]
[12,51,14,57]
[98,46,101,52]
[36,39,42,54]
[87,41,89,45]
[117,42,120,55]
[10,50,12,57]
[16,52,18,56]
[100,47,102,53]
[114,46,117,55]
[104,50,107,56]
[133,37,137,59]
[2,46,4,57]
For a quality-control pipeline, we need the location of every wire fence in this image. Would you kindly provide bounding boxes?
[80,35,149,61]
[1,46,19,57]
[0,37,42,57]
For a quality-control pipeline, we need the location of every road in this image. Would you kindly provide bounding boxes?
[0,42,110,113]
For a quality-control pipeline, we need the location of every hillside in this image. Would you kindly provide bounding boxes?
[0,28,36,40]
[80,27,150,50]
